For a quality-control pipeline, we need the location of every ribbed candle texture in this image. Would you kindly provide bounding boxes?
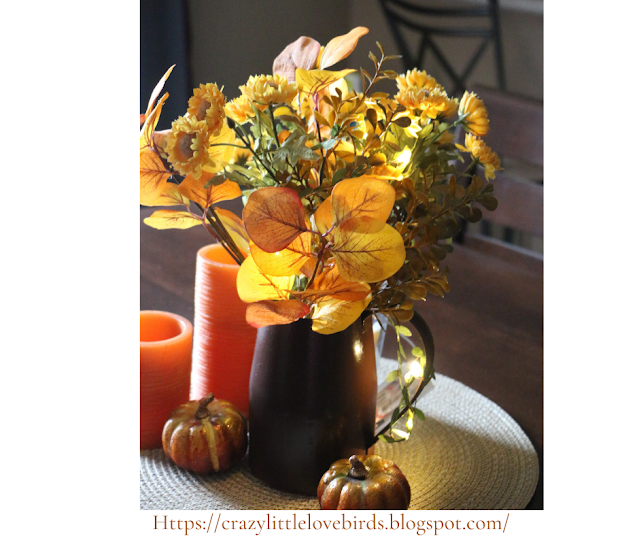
[140,311,192,449]
[191,244,256,416]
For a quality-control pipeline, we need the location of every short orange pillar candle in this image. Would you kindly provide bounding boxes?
[191,244,257,416]
[140,310,192,449]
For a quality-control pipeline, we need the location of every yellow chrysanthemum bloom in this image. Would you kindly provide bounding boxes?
[187,83,226,137]
[425,87,458,119]
[230,146,253,166]
[397,87,457,120]
[225,94,255,124]
[435,129,455,146]
[396,68,440,92]
[460,133,502,179]
[396,87,428,110]
[459,91,489,136]
[365,164,403,180]
[240,74,297,107]
[166,116,211,179]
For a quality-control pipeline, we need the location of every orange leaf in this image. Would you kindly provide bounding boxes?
[295,68,356,96]
[314,196,333,235]
[273,36,322,83]
[236,255,295,303]
[331,177,395,227]
[177,173,241,209]
[246,300,310,328]
[319,27,369,70]
[140,147,172,205]
[143,183,190,207]
[143,210,202,230]
[299,265,370,302]
[250,232,315,276]
[204,124,237,174]
[217,208,250,256]
[140,92,169,152]
[332,218,406,282]
[311,294,372,335]
[243,187,308,253]
[144,65,175,118]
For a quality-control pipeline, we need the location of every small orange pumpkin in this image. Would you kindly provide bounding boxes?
[318,455,411,509]
[162,393,247,474]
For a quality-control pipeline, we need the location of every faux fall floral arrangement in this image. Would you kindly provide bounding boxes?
[140,27,500,442]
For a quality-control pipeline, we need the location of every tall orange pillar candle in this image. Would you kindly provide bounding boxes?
[191,244,257,416]
[140,311,192,449]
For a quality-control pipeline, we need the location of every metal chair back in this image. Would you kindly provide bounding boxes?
[379,0,505,95]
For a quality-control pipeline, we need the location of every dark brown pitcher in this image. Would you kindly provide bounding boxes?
[248,312,434,495]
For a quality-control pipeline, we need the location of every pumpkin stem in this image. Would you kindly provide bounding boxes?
[195,393,215,420]
[348,455,368,480]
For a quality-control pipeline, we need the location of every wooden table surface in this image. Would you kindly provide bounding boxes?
[141,205,543,509]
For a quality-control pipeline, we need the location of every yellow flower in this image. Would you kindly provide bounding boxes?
[187,83,226,136]
[435,128,455,146]
[396,87,457,120]
[396,68,440,92]
[460,133,502,179]
[230,146,253,166]
[366,164,403,180]
[426,87,458,119]
[459,91,489,136]
[225,94,255,124]
[240,74,297,106]
[166,116,211,179]
[396,87,428,110]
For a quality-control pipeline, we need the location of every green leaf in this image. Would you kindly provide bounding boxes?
[413,407,425,421]
[385,370,399,383]
[223,168,253,187]
[276,114,305,129]
[271,132,320,168]
[228,164,263,182]
[203,173,228,189]
[401,385,410,406]
[391,407,400,424]
[378,434,402,444]
[479,196,498,211]
[395,325,412,337]
[316,138,340,151]
[466,206,483,223]
[411,346,425,358]
[331,167,347,185]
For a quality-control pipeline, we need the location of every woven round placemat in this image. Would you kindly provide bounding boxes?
[140,369,538,510]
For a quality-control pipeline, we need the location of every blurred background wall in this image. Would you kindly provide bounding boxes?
[141,0,543,252]
[141,0,542,120]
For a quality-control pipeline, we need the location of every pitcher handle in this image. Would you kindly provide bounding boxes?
[373,310,435,441]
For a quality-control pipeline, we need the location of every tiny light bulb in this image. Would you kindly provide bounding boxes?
[396,147,412,167]
[407,418,414,430]
[393,429,409,439]
[410,360,423,378]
